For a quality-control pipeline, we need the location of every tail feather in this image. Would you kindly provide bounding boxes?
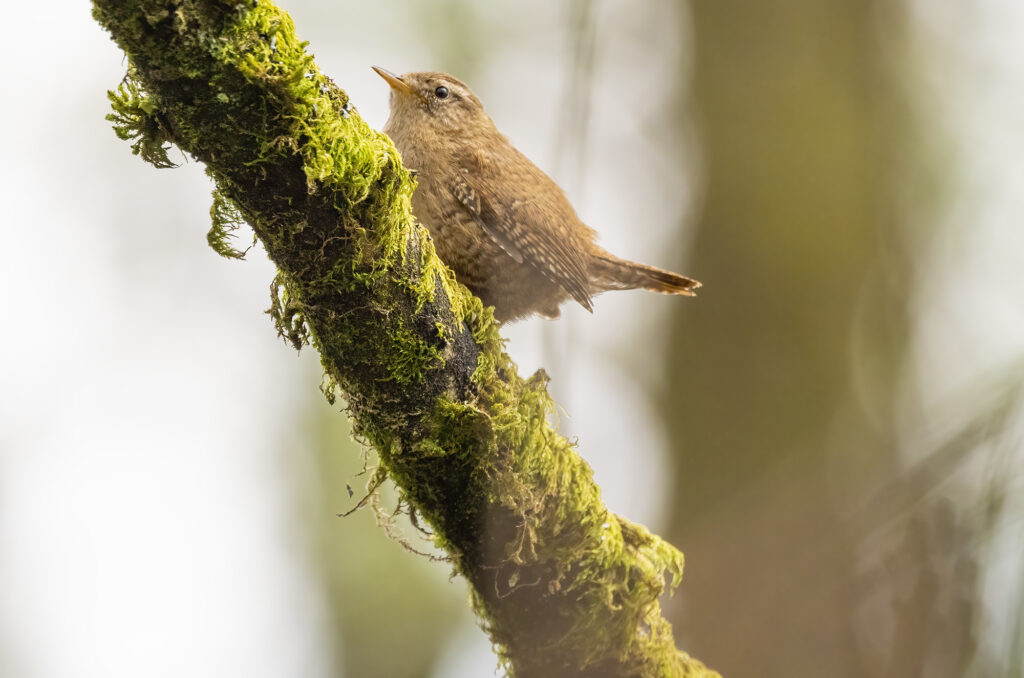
[590,253,701,296]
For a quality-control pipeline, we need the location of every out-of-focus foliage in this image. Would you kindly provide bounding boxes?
[298,387,469,678]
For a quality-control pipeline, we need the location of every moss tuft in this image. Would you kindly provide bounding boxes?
[380,328,444,385]
[105,70,176,168]
[208,187,254,259]
[267,271,309,350]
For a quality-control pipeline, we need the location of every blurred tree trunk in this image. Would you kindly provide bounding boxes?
[660,2,912,675]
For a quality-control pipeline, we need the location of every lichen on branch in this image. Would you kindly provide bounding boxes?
[92,1,718,675]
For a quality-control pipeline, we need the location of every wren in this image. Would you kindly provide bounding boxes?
[374,67,700,322]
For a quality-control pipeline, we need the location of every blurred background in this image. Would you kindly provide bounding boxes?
[2,1,1023,676]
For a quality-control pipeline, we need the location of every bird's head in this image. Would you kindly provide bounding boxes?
[373,67,494,136]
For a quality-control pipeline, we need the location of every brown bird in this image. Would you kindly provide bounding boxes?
[374,66,700,322]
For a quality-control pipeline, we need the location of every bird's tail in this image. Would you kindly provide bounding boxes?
[589,252,701,296]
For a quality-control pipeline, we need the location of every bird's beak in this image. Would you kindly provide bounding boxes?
[372,66,415,95]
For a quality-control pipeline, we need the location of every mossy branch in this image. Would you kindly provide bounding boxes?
[92,1,718,675]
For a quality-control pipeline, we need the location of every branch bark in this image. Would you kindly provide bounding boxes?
[92,1,718,675]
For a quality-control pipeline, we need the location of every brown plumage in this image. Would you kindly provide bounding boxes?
[374,67,700,322]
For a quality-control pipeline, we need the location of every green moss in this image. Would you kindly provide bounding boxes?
[105,71,176,168]
[208,187,254,259]
[267,271,309,350]
[380,328,444,385]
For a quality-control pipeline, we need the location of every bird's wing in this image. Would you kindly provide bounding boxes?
[450,179,524,265]
[449,157,594,312]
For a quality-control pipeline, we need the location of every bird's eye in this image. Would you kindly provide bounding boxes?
[434,86,449,99]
